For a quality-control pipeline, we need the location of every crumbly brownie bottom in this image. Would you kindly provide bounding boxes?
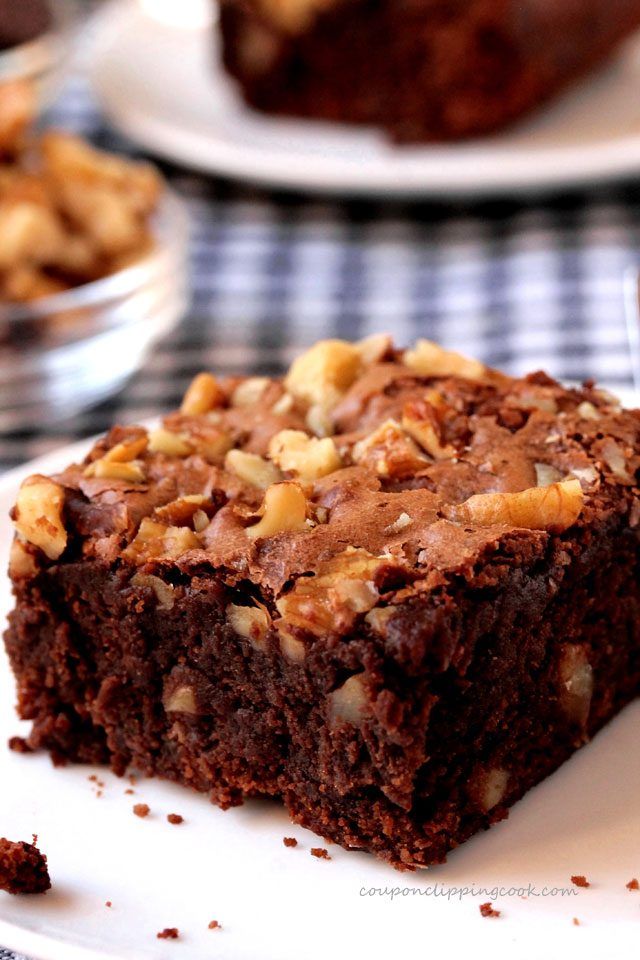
[0,837,50,894]
[7,510,639,868]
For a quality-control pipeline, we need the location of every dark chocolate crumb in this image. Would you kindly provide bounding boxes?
[479,902,500,918]
[167,814,183,825]
[157,927,179,940]
[133,803,150,818]
[208,920,221,930]
[0,837,51,894]
[571,875,590,888]
[283,837,298,848]
[627,878,639,891]
[310,847,330,860]
[8,736,32,754]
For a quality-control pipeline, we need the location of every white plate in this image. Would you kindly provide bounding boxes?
[89,0,640,197]
[1,395,640,960]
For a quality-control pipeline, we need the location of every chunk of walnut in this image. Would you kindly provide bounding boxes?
[285,339,362,411]
[231,377,270,408]
[148,428,193,457]
[275,548,390,637]
[180,373,224,416]
[154,495,209,526]
[403,339,487,381]
[268,429,341,481]
[558,644,593,729]
[164,685,198,715]
[131,572,176,610]
[329,674,371,726]
[124,518,200,562]
[13,476,67,560]
[351,419,427,478]
[83,459,146,482]
[9,540,38,579]
[225,449,282,489]
[227,602,271,651]
[245,482,308,539]
[402,398,456,460]
[448,479,583,533]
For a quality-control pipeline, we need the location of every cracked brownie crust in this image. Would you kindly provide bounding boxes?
[4,337,640,867]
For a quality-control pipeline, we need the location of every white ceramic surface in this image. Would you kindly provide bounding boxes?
[1,394,640,959]
[90,0,640,197]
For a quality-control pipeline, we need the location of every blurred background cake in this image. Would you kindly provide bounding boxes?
[219,0,640,140]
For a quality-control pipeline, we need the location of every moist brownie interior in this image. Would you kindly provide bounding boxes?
[5,337,640,867]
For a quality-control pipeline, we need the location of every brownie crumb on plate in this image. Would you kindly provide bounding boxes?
[133,803,150,818]
[627,878,639,890]
[310,847,330,860]
[0,837,50,894]
[167,813,183,825]
[7,735,32,753]
[283,837,298,848]
[157,927,179,940]
[105,900,112,908]
[208,920,222,930]
[479,902,500,918]
[573,917,581,926]
[571,875,590,888]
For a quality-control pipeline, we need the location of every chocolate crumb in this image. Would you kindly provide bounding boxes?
[8,736,32,754]
[124,788,135,795]
[283,837,298,848]
[479,902,501,918]
[627,878,639,891]
[573,917,580,926]
[0,837,51,894]
[167,814,183,825]
[311,847,330,860]
[208,920,221,930]
[157,927,179,940]
[105,900,112,908]
[571,875,590,888]
[133,803,150,818]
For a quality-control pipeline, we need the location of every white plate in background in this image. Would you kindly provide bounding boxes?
[1,388,640,959]
[89,0,640,197]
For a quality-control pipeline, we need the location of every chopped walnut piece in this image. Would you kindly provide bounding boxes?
[351,419,427,478]
[246,482,308,539]
[558,644,593,728]
[403,339,487,381]
[278,631,306,663]
[124,518,200,562]
[448,479,583,533]
[276,548,391,636]
[402,398,456,460]
[154,494,209,526]
[102,436,148,463]
[385,511,412,534]
[8,540,38,579]
[268,429,342,481]
[180,372,224,415]
[13,476,67,560]
[272,392,294,415]
[478,768,509,812]
[131,573,176,610]
[305,403,334,437]
[576,401,600,421]
[511,390,558,415]
[285,339,362,410]
[356,332,392,364]
[84,460,146,483]
[534,462,564,487]
[231,376,270,407]
[164,685,198,714]
[148,428,193,457]
[227,603,271,650]
[195,431,233,462]
[329,674,370,725]
[225,448,282,489]
[599,438,633,482]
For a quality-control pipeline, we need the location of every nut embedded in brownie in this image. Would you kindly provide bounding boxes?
[4,337,640,868]
[218,0,640,141]
[0,836,50,894]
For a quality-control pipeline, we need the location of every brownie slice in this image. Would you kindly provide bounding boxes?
[219,0,640,141]
[0,837,50,894]
[0,0,51,51]
[4,337,640,868]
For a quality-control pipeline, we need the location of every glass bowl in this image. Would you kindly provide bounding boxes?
[0,0,75,108]
[0,188,190,432]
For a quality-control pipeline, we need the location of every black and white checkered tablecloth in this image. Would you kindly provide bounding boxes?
[1,71,640,472]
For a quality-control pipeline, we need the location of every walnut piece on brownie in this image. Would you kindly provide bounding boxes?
[4,337,640,870]
[0,837,50,894]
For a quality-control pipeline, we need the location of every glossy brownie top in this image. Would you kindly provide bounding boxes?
[11,337,640,634]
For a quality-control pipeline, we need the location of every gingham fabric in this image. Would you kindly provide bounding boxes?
[1,69,640,471]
